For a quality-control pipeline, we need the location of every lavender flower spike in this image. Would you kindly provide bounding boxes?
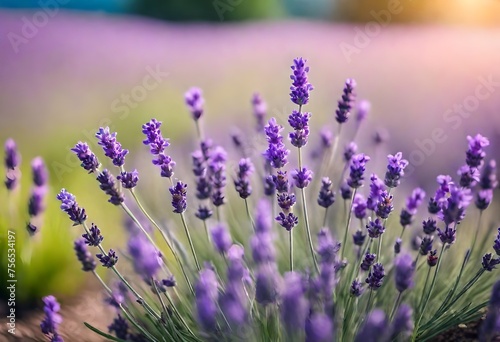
[318,177,335,208]
[288,110,311,148]
[97,170,124,205]
[40,295,64,342]
[356,99,370,124]
[335,78,356,124]
[347,153,371,189]
[28,186,47,217]
[234,158,254,199]
[71,142,100,173]
[384,152,409,188]
[390,304,413,340]
[185,87,204,120]
[82,223,103,246]
[466,133,489,168]
[366,263,385,290]
[292,167,313,189]
[355,309,387,342]
[128,234,162,279]
[56,189,87,225]
[95,127,128,167]
[290,57,313,106]
[74,239,96,272]
[195,267,219,332]
[255,264,282,305]
[211,223,233,255]
[394,253,415,292]
[480,159,498,190]
[5,138,20,170]
[97,249,119,268]
[31,156,48,187]
[169,181,187,214]
[281,272,309,334]
[305,313,333,342]
[252,92,267,132]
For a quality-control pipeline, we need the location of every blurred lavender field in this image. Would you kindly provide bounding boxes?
[1,10,500,189]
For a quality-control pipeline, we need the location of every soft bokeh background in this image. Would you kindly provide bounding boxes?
[1,0,500,339]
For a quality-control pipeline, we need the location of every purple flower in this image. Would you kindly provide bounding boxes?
[71,142,100,174]
[392,240,401,256]
[40,295,63,341]
[438,184,472,226]
[96,170,124,206]
[185,87,204,120]
[290,57,313,106]
[318,177,335,208]
[384,152,408,188]
[292,167,313,189]
[252,93,267,132]
[82,223,103,246]
[108,315,128,340]
[255,199,272,234]
[366,263,385,290]
[480,159,498,190]
[97,249,118,268]
[56,189,87,225]
[234,158,254,199]
[31,157,48,187]
[195,205,212,221]
[264,141,289,169]
[195,267,219,331]
[347,154,370,188]
[353,230,366,246]
[26,222,38,236]
[209,157,227,207]
[305,313,333,342]
[211,223,233,255]
[427,250,438,267]
[95,127,128,167]
[273,170,289,193]
[344,142,358,162]
[317,228,341,264]
[394,253,414,292]
[141,119,169,154]
[361,252,376,271]
[419,236,433,256]
[153,154,175,178]
[340,182,352,200]
[281,272,309,333]
[466,134,489,168]
[356,100,370,123]
[74,239,96,272]
[251,233,275,264]
[276,212,299,231]
[476,189,493,210]
[406,187,426,214]
[422,218,437,235]
[427,197,440,215]
[289,110,311,148]
[255,264,282,305]
[128,234,161,279]
[277,193,296,213]
[458,165,480,188]
[162,275,176,288]
[350,279,364,297]
[352,193,367,219]
[390,304,413,340]
[437,226,456,245]
[367,218,385,239]
[5,138,20,170]
[5,168,20,191]
[480,280,500,340]
[335,78,356,124]
[355,309,387,342]
[117,169,139,189]
[28,186,46,217]
[493,228,500,256]
[264,175,276,196]
[367,174,385,210]
[169,181,187,213]
[482,253,500,271]
[400,209,413,227]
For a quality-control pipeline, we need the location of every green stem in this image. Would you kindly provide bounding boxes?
[470,210,483,256]
[323,207,329,227]
[301,187,319,273]
[244,198,256,232]
[289,229,294,272]
[389,292,402,321]
[340,190,357,261]
[180,212,201,271]
[203,219,211,244]
[364,289,374,316]
[414,243,446,338]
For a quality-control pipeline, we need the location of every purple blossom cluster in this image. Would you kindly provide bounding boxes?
[40,296,64,342]
[142,119,175,178]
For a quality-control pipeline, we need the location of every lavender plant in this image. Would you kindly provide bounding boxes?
[42,58,500,341]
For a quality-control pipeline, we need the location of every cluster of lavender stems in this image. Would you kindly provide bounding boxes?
[6,58,498,341]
